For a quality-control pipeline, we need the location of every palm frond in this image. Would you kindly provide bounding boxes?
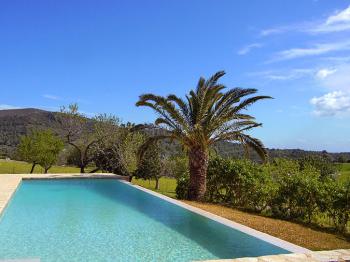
[234,95,273,112]
[238,134,268,161]
[135,71,270,161]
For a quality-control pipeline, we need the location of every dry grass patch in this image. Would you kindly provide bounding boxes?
[183,201,350,251]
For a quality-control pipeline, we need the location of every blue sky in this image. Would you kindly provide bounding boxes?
[1,0,350,152]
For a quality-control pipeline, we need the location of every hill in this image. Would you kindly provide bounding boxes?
[0,108,58,157]
[0,108,349,162]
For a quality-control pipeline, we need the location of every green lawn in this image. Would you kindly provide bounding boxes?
[0,159,93,174]
[337,162,350,183]
[132,177,177,198]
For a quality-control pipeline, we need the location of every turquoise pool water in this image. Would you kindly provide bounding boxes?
[0,179,288,261]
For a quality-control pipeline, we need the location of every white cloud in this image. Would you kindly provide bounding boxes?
[261,5,350,35]
[315,68,337,79]
[311,5,350,33]
[237,43,262,55]
[326,5,350,25]
[322,56,350,62]
[317,64,350,92]
[260,28,284,36]
[0,104,21,110]
[312,22,350,33]
[251,68,314,81]
[259,24,303,36]
[274,41,350,61]
[268,69,313,80]
[310,91,350,116]
[43,94,60,100]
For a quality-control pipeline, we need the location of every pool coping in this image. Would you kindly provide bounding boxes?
[0,173,310,255]
[121,180,311,254]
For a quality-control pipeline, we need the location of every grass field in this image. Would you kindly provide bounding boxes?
[0,159,94,174]
[337,162,350,183]
[132,177,177,198]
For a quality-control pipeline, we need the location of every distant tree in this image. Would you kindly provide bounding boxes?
[17,133,39,173]
[56,104,119,173]
[35,131,64,173]
[135,71,271,200]
[92,123,145,178]
[17,130,64,173]
[134,142,167,190]
[299,155,337,179]
[337,155,347,163]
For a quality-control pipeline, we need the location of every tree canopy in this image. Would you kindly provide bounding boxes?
[17,129,64,173]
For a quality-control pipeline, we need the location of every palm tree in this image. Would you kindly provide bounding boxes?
[135,71,272,200]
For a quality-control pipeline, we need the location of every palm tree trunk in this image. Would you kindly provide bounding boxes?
[188,146,208,201]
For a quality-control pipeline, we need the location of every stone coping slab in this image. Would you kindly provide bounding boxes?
[198,249,350,262]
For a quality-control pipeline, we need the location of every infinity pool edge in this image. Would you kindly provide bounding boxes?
[121,180,311,254]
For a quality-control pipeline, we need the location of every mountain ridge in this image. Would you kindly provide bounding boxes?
[0,108,349,162]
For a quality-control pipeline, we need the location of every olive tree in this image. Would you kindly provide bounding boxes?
[56,104,119,173]
[17,129,64,173]
[92,123,145,178]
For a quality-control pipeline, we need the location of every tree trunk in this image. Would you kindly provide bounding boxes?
[89,167,100,173]
[188,146,209,201]
[80,166,85,173]
[30,163,36,174]
[155,177,160,190]
[44,167,50,174]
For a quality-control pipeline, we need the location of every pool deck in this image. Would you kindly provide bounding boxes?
[0,173,348,262]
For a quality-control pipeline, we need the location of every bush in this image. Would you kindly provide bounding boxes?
[206,157,238,203]
[320,180,350,233]
[298,155,337,179]
[271,166,322,222]
[239,167,277,213]
[206,157,276,212]
[174,155,348,233]
[176,173,190,199]
[171,156,190,199]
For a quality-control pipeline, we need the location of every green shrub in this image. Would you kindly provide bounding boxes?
[174,155,348,233]
[172,156,190,199]
[320,180,350,233]
[271,166,322,222]
[298,155,338,179]
[206,157,238,203]
[206,157,276,212]
[176,174,189,199]
[239,167,277,213]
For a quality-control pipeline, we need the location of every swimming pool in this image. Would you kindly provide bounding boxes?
[0,179,291,261]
